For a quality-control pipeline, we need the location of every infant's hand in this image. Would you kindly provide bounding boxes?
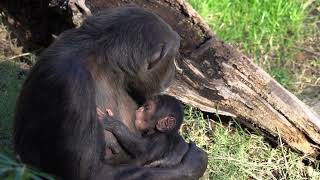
[102,116,127,135]
[103,117,120,131]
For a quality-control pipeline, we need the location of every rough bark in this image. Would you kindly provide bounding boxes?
[1,0,320,156]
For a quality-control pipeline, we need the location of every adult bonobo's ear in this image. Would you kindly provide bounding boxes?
[156,116,176,133]
[148,43,172,70]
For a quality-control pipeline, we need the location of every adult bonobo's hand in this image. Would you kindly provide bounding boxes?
[97,107,114,120]
[180,142,208,179]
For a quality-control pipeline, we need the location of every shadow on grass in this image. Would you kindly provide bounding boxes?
[0,60,25,149]
[0,59,56,180]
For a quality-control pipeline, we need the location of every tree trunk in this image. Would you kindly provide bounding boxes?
[1,0,320,156]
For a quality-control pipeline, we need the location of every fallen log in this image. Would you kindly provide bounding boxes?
[1,0,320,156]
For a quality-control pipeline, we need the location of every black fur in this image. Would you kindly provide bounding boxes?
[14,6,207,180]
[104,95,184,167]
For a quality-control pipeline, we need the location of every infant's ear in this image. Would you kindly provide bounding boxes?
[156,116,176,132]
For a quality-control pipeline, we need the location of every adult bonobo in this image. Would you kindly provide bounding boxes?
[13,7,207,180]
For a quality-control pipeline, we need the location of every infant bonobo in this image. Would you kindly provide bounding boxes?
[103,94,184,167]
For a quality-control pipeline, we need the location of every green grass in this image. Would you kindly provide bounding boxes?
[188,0,305,59]
[310,59,320,67]
[188,0,310,89]
[185,1,320,178]
[270,67,294,89]
[182,106,320,179]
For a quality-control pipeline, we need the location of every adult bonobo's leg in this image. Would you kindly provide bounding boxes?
[13,7,207,180]
[97,142,207,180]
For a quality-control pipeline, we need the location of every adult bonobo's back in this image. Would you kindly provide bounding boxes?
[14,7,207,180]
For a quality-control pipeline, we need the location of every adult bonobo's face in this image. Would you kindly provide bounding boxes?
[88,7,180,97]
[137,36,180,96]
[126,9,181,97]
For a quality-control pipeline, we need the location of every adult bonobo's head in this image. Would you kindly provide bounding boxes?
[81,7,180,98]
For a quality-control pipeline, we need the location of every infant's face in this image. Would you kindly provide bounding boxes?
[135,100,156,132]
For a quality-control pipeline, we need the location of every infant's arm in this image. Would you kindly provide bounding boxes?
[104,117,150,157]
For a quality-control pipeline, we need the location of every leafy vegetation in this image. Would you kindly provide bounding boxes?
[0,149,55,179]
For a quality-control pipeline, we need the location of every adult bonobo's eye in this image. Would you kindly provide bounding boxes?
[148,43,171,70]
[143,104,149,111]
[144,102,152,111]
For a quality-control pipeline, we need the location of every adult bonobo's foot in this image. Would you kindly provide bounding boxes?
[180,142,208,180]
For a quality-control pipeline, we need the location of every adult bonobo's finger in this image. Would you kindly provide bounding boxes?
[181,141,208,179]
[97,107,106,121]
[105,109,114,117]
